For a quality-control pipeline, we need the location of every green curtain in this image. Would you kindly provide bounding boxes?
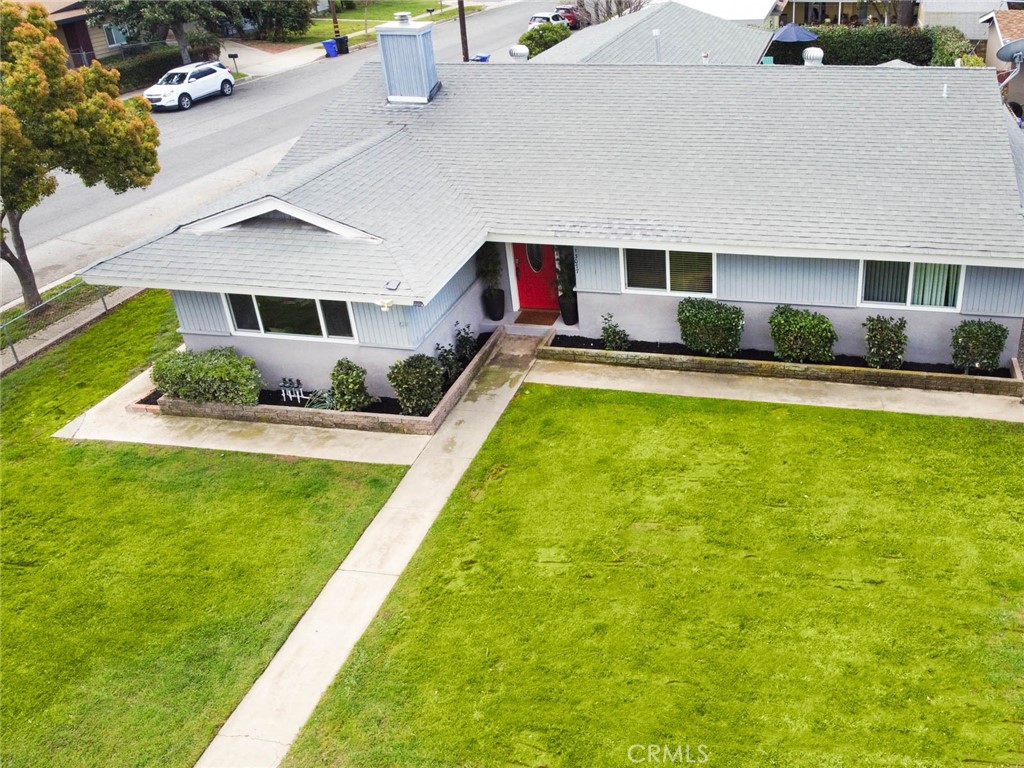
[911,264,960,307]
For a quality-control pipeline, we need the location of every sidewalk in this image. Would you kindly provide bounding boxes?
[0,286,142,375]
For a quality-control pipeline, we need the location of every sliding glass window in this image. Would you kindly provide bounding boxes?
[862,261,960,309]
[226,294,355,339]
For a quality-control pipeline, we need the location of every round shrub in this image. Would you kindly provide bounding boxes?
[677,298,744,357]
[863,315,908,369]
[601,313,630,351]
[152,347,263,404]
[769,305,838,364]
[387,354,444,416]
[951,319,1008,373]
[518,22,571,58]
[330,358,374,412]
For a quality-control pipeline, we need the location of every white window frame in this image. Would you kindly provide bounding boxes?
[857,260,965,313]
[103,24,128,48]
[619,248,718,298]
[220,294,359,344]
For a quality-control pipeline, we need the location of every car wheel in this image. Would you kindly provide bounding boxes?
[178,93,192,110]
[220,80,233,97]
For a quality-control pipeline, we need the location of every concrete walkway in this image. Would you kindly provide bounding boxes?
[1,286,142,375]
[192,332,541,768]
[527,359,1024,423]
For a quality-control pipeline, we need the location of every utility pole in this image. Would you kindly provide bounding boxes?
[328,0,341,38]
[458,0,469,61]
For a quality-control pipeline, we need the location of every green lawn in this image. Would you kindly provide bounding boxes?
[284,385,1024,767]
[0,290,405,768]
[296,8,481,45]
[0,278,116,349]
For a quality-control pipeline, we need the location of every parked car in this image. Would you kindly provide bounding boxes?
[527,12,569,30]
[555,4,580,29]
[143,61,234,111]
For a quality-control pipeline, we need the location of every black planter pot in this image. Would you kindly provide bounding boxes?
[483,288,505,321]
[558,294,579,326]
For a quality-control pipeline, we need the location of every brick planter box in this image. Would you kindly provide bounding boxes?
[150,327,506,435]
[536,344,1024,398]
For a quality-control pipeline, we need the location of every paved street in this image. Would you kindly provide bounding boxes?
[2,0,551,304]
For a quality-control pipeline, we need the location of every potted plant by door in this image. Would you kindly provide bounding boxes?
[555,245,579,325]
[476,242,506,321]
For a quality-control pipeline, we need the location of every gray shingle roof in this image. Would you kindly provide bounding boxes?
[532,2,773,65]
[83,62,1024,302]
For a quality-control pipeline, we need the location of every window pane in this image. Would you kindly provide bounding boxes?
[669,251,713,293]
[227,294,259,331]
[625,249,666,290]
[863,261,909,303]
[255,296,322,336]
[321,300,353,338]
[911,263,960,308]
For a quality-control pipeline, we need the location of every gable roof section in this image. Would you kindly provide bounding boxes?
[668,0,781,23]
[988,9,1024,43]
[532,2,773,64]
[84,64,1024,303]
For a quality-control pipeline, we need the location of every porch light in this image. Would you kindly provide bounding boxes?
[377,298,394,312]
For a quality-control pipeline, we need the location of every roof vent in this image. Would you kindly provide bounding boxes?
[653,29,661,63]
[509,44,529,63]
[802,46,824,65]
[378,14,440,103]
[701,51,710,65]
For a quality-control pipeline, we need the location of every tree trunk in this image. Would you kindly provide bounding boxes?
[1,211,43,309]
[172,21,192,64]
[896,0,915,26]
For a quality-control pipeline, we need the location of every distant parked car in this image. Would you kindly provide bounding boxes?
[144,61,234,111]
[527,12,569,30]
[555,4,580,29]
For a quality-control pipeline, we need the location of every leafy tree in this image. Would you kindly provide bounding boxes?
[217,1,316,42]
[574,0,649,27]
[86,0,226,64]
[518,22,571,58]
[0,1,159,308]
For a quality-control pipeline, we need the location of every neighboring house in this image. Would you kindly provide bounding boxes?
[981,9,1024,107]
[20,0,125,67]
[532,1,774,65]
[918,0,1007,40]
[667,0,785,27]
[81,18,1024,396]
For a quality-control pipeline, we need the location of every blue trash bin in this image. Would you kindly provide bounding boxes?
[321,39,338,57]
[470,53,490,62]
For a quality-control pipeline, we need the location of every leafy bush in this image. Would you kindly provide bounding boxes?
[863,315,908,369]
[100,45,219,93]
[922,25,972,66]
[769,305,838,363]
[767,25,932,66]
[518,22,571,58]
[951,319,1008,373]
[601,313,630,352]
[435,322,477,388]
[186,29,221,60]
[330,358,375,411]
[387,354,445,416]
[475,242,503,291]
[555,246,576,298]
[304,389,338,410]
[677,298,744,357]
[152,347,263,404]
[960,53,985,67]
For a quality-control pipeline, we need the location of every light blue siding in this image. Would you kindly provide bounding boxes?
[574,246,620,293]
[962,266,1024,317]
[718,254,859,306]
[352,260,477,349]
[171,290,229,334]
[378,26,438,101]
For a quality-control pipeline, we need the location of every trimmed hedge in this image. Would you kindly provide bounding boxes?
[152,347,263,405]
[769,305,838,363]
[330,358,374,412]
[387,354,444,416]
[677,298,744,358]
[767,24,933,66]
[100,45,215,93]
[922,25,972,66]
[863,315,908,370]
[951,319,1008,373]
[518,22,571,58]
[435,322,477,389]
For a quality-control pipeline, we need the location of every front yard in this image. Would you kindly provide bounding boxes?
[284,385,1024,767]
[0,291,405,767]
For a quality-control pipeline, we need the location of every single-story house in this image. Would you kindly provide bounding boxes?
[21,0,126,67]
[532,1,774,65]
[981,9,1024,108]
[81,16,1024,396]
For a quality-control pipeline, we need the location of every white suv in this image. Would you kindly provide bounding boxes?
[144,61,234,111]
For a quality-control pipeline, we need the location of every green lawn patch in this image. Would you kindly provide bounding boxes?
[284,385,1024,767]
[1,290,405,768]
[295,7,481,45]
[0,278,117,349]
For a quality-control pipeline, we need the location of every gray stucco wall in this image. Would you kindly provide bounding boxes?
[574,292,1023,367]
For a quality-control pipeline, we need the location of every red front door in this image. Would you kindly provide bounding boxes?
[513,243,558,310]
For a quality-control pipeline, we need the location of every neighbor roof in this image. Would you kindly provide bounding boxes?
[532,2,774,64]
[985,9,1024,43]
[82,63,1024,303]
[666,0,781,23]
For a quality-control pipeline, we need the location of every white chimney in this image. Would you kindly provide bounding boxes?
[377,12,440,103]
[802,46,824,66]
